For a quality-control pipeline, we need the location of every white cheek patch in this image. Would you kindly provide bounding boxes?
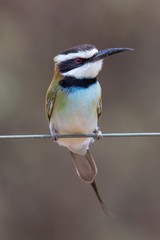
[54,48,98,63]
[62,60,103,79]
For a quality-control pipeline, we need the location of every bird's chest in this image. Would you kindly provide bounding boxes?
[51,84,100,133]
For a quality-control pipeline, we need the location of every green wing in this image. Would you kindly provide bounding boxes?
[45,83,59,121]
[97,96,102,118]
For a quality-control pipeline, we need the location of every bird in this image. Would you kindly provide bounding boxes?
[45,44,133,215]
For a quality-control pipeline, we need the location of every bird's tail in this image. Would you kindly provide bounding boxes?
[70,150,113,216]
[70,149,97,183]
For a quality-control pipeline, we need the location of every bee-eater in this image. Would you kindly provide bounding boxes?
[45,44,132,214]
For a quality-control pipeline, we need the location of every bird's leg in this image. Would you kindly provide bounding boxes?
[93,127,103,141]
[50,128,59,142]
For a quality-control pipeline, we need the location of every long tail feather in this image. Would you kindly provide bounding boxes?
[91,180,115,217]
[70,150,115,217]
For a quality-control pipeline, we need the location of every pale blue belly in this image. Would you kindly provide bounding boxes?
[49,82,101,154]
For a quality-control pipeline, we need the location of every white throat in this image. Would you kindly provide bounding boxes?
[62,60,103,79]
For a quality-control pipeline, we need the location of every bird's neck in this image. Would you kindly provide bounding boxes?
[59,76,97,89]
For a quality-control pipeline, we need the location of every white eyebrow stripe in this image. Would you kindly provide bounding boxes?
[54,48,98,63]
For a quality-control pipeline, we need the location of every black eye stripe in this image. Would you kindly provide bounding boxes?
[59,58,88,73]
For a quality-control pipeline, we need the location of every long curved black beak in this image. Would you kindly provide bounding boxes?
[92,48,134,61]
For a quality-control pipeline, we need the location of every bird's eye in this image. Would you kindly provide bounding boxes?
[75,58,83,64]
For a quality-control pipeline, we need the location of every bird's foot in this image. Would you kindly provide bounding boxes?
[93,128,103,141]
[50,129,59,142]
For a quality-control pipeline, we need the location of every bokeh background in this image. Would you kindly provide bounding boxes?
[1,0,160,239]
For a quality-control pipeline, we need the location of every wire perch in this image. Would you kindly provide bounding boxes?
[0,132,160,139]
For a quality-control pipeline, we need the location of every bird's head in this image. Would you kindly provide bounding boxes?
[54,44,133,79]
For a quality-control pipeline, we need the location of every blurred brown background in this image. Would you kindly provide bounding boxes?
[0,0,160,239]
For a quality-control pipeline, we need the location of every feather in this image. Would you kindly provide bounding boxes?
[70,149,97,183]
[91,180,115,217]
[45,64,62,121]
[97,96,102,118]
[71,150,114,216]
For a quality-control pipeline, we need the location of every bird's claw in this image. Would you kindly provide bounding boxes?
[51,130,59,142]
[93,128,103,141]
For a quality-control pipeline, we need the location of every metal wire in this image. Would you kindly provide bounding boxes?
[0,132,160,139]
